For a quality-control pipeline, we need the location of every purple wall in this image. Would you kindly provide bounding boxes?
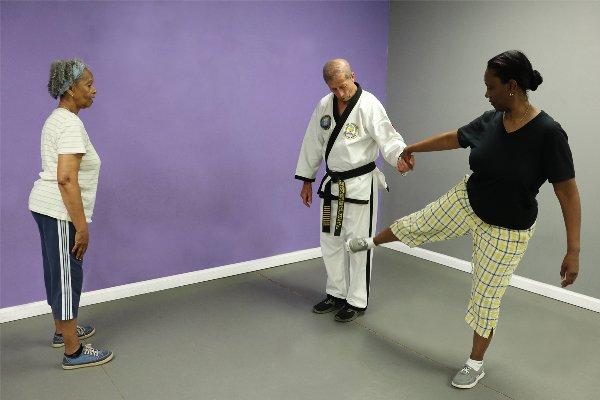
[1,1,389,308]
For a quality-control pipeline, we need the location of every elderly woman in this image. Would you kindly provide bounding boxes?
[347,50,581,388]
[29,58,113,369]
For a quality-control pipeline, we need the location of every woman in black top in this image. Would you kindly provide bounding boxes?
[346,50,581,389]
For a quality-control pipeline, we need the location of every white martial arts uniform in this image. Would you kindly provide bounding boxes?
[295,84,407,309]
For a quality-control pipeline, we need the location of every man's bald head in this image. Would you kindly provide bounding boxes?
[323,59,353,83]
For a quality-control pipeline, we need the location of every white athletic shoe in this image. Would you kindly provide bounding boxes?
[345,238,370,253]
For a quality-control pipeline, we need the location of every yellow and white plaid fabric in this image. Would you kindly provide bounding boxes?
[390,177,535,338]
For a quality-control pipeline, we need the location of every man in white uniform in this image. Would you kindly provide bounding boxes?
[295,59,411,322]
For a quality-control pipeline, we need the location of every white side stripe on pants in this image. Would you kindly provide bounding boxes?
[57,220,73,320]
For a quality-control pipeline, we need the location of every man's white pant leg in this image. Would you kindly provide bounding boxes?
[345,179,378,309]
[320,200,349,300]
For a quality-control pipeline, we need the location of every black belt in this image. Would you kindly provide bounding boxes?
[318,161,376,236]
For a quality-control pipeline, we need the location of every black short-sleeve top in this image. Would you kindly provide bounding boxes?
[457,110,575,230]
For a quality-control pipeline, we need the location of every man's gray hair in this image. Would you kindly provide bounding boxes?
[322,59,352,83]
[47,58,87,99]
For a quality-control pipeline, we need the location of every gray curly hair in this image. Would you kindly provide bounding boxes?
[47,58,87,99]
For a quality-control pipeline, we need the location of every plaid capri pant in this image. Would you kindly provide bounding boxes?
[390,176,535,338]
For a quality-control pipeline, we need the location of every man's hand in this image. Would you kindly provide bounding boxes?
[300,182,313,207]
[399,146,415,165]
[560,252,579,287]
[397,146,415,173]
[397,156,415,173]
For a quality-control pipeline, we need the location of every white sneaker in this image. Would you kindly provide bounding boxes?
[345,238,370,253]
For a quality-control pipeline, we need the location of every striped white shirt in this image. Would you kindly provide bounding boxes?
[29,108,101,222]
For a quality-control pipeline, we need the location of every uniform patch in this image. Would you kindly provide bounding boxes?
[320,115,332,130]
[343,123,359,139]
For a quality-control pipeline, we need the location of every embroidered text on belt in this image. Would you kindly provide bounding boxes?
[320,162,376,236]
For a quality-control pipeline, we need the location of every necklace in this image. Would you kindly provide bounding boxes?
[504,103,531,125]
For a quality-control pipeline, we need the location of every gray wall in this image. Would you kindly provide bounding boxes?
[382,1,600,298]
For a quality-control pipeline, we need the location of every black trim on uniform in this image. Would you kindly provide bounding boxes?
[333,96,340,126]
[321,84,364,235]
[295,175,315,182]
[295,84,361,196]
[325,83,362,162]
[366,177,374,303]
[332,82,362,126]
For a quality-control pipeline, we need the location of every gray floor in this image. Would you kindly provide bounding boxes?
[1,248,599,400]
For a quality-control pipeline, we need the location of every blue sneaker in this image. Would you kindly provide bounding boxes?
[62,344,114,370]
[52,325,96,348]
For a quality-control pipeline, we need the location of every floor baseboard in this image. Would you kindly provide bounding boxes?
[382,242,600,313]
[0,247,322,323]
[2,243,597,323]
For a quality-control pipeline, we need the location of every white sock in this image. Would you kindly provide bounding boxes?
[466,358,484,371]
[366,237,375,249]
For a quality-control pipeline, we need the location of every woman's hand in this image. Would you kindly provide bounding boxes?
[560,252,579,287]
[72,229,89,261]
[552,179,581,288]
[57,153,89,260]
